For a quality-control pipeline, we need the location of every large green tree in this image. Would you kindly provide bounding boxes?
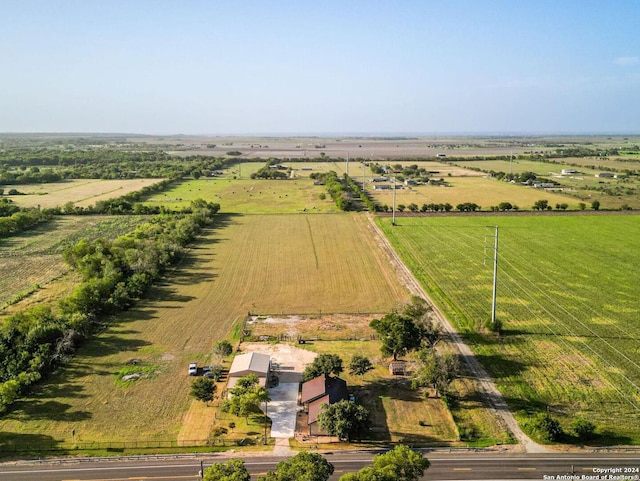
[303,354,344,381]
[349,355,373,377]
[258,452,334,481]
[222,374,270,421]
[317,400,369,442]
[190,377,217,405]
[339,445,430,481]
[370,313,425,361]
[411,349,460,398]
[203,458,251,481]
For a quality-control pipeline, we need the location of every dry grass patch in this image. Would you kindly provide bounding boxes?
[370,176,579,211]
[8,179,161,208]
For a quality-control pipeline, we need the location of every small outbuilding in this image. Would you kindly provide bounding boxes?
[227,352,271,389]
[389,360,406,375]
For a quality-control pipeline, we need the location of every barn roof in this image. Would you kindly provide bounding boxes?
[229,352,271,376]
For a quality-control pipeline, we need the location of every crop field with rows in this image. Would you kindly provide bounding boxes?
[0,216,149,312]
[378,214,640,443]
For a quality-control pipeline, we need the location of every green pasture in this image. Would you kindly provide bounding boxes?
[144,178,337,213]
[378,214,640,443]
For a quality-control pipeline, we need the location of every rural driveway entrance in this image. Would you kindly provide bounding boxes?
[241,343,317,450]
[264,383,298,437]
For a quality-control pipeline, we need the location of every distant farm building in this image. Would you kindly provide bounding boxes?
[595,172,616,178]
[532,182,556,188]
[300,374,349,435]
[227,352,271,389]
[561,169,579,175]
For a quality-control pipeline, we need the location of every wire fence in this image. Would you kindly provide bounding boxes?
[0,436,260,454]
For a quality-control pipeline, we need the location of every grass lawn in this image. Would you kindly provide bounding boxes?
[299,340,459,445]
[0,213,409,447]
[378,214,640,444]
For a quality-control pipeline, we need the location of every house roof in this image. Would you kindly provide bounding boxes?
[301,374,348,405]
[228,352,271,377]
[307,394,330,425]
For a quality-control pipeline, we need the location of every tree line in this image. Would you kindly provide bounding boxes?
[311,171,354,211]
[0,199,220,413]
[0,149,238,182]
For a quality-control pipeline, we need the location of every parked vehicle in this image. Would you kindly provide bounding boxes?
[188,363,198,376]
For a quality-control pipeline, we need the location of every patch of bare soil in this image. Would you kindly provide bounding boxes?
[246,314,379,341]
[239,342,318,384]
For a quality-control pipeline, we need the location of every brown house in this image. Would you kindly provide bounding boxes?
[300,374,349,435]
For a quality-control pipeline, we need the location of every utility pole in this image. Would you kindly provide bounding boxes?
[392,176,397,226]
[484,226,499,325]
[346,152,349,176]
[263,400,269,445]
[362,162,366,192]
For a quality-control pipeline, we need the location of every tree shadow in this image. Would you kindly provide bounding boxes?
[76,333,152,358]
[0,432,62,456]
[10,399,92,422]
[464,353,530,380]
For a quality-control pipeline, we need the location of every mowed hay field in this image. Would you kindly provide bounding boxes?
[0,216,148,311]
[7,179,161,209]
[378,214,640,443]
[370,176,580,210]
[0,213,410,445]
[144,178,338,213]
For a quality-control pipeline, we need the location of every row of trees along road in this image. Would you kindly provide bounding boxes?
[203,445,430,481]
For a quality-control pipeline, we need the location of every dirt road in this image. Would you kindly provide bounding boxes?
[366,214,548,453]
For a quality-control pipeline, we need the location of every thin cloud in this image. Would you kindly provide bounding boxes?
[614,56,639,66]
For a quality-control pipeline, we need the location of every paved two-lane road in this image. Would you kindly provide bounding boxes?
[1,452,638,481]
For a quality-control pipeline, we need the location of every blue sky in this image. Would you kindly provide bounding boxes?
[1,1,639,134]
